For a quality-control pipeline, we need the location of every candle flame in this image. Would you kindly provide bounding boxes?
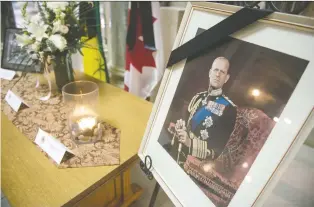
[78,117,96,130]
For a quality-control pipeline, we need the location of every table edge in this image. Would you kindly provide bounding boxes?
[61,154,139,207]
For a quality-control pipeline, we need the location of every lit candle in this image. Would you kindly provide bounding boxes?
[70,105,102,144]
[77,117,96,131]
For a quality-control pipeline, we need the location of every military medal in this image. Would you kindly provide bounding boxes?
[200,129,209,140]
[206,100,226,116]
[203,116,213,128]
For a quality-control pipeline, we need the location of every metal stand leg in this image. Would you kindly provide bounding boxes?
[148,182,160,207]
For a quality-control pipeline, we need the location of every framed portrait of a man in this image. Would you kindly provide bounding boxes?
[139,2,314,207]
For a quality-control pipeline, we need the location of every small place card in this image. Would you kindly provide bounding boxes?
[5,90,29,112]
[0,68,16,80]
[34,129,73,165]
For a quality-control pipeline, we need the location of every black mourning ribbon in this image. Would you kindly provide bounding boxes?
[166,7,273,68]
[126,2,156,51]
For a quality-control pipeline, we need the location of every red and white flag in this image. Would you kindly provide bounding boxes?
[124,2,164,99]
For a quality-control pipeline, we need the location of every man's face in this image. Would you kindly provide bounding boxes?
[209,59,230,89]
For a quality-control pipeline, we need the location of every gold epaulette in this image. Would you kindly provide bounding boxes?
[222,94,236,107]
[188,91,207,112]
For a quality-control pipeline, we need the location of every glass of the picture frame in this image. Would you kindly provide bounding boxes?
[139,2,314,207]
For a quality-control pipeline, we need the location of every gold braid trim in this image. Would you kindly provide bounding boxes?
[184,164,234,200]
[187,92,207,128]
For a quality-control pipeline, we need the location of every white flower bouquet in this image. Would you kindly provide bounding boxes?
[14,1,99,89]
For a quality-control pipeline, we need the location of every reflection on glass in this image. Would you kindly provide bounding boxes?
[273,117,280,122]
[245,175,252,183]
[252,89,261,97]
[203,163,213,172]
[284,118,292,125]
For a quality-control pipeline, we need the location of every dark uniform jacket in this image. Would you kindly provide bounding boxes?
[181,89,237,162]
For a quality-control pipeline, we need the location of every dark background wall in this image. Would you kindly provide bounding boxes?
[1,2,16,45]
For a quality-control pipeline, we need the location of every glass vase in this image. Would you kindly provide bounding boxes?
[53,51,75,91]
[62,81,102,144]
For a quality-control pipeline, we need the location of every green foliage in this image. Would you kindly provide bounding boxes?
[22,2,28,18]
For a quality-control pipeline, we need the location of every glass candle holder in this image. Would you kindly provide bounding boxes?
[62,81,102,144]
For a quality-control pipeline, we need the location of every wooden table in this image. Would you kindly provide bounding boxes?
[1,80,153,207]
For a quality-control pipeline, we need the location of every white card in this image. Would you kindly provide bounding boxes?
[5,90,27,112]
[34,129,72,165]
[0,68,16,80]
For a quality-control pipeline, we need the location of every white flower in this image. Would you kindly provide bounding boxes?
[44,11,50,19]
[18,14,31,28]
[60,25,69,34]
[15,33,33,47]
[52,20,69,34]
[46,2,69,11]
[30,41,41,52]
[28,22,48,41]
[59,12,66,20]
[52,20,62,33]
[30,13,44,25]
[48,34,67,51]
[20,18,29,28]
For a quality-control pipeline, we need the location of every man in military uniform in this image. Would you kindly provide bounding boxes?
[171,57,237,163]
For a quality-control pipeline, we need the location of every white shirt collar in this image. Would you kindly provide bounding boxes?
[208,88,222,96]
